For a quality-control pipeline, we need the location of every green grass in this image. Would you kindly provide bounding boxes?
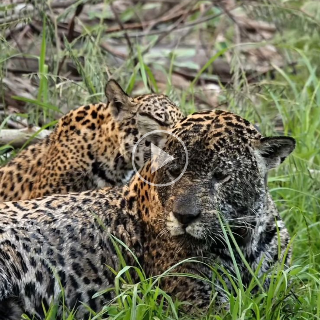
[1,0,320,319]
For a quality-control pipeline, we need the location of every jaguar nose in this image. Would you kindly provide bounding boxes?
[173,210,200,225]
[172,197,200,225]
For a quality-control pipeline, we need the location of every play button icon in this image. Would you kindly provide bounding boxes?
[132,129,188,187]
[150,143,175,174]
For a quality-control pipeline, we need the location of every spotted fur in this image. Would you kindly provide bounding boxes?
[0,80,183,201]
[0,110,295,319]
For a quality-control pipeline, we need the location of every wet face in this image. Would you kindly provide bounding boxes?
[155,140,265,250]
[150,111,295,251]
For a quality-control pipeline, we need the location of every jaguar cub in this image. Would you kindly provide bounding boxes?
[0,110,295,319]
[0,80,183,201]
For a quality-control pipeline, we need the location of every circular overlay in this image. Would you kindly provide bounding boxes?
[132,130,188,187]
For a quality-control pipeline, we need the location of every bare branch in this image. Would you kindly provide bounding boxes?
[0,128,51,148]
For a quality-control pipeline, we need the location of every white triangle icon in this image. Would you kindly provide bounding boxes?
[150,143,174,174]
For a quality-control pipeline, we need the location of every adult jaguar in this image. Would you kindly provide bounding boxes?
[0,110,295,319]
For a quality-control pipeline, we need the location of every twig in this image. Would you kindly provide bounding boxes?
[131,0,183,2]
[51,0,79,9]
[118,9,239,38]
[104,6,199,34]
[7,32,28,69]
[57,3,85,75]
[110,3,138,67]
[99,42,127,60]
[137,4,228,60]
[144,3,195,53]
[245,61,298,82]
[29,4,199,40]
[6,119,27,130]
[100,1,196,61]
[110,4,224,81]
[143,0,195,36]
[67,4,85,42]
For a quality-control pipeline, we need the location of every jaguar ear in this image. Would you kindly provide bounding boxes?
[256,136,296,170]
[105,80,133,121]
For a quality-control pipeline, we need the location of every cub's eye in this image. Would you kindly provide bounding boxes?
[212,171,229,182]
[167,166,181,179]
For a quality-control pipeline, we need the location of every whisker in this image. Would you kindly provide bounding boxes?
[157,227,169,239]
[174,238,186,256]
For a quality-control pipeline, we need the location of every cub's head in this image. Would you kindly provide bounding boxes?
[144,110,295,250]
[105,80,184,168]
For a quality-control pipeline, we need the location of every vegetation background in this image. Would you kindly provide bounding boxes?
[1,0,320,319]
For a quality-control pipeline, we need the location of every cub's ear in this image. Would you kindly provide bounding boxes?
[105,80,133,121]
[256,136,296,170]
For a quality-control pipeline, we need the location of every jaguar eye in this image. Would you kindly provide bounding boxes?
[167,166,181,179]
[212,171,229,182]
